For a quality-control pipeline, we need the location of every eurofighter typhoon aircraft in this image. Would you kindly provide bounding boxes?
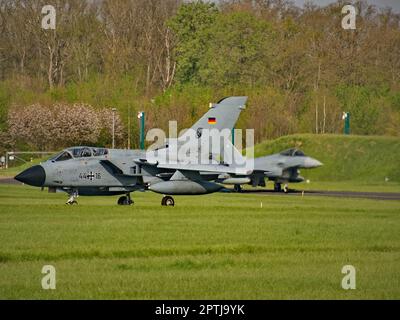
[15,97,250,206]
[217,148,322,193]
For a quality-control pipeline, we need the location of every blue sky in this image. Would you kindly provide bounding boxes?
[292,0,400,11]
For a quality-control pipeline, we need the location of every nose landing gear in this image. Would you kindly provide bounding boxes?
[273,182,282,192]
[283,184,289,193]
[273,182,289,193]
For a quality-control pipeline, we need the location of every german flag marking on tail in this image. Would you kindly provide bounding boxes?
[208,117,216,124]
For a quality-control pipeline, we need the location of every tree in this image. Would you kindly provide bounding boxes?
[8,104,125,150]
[168,1,219,84]
[197,11,274,87]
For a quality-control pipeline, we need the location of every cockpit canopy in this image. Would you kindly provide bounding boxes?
[279,148,306,157]
[49,147,108,162]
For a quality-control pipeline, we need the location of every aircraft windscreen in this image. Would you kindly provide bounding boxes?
[280,148,306,157]
[280,148,296,156]
[49,152,63,161]
[49,151,72,162]
[294,150,305,156]
[55,151,73,162]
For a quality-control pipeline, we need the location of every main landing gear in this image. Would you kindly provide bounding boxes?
[234,184,243,192]
[283,184,289,193]
[118,193,134,206]
[273,182,289,193]
[66,190,78,205]
[273,182,282,192]
[161,195,175,206]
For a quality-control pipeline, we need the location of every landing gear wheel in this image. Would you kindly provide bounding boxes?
[161,196,175,206]
[117,196,126,205]
[234,184,242,192]
[118,195,133,205]
[274,183,282,192]
[283,184,289,193]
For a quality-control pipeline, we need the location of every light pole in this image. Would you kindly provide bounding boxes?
[112,108,117,148]
[127,106,131,149]
[137,111,145,150]
[342,112,350,135]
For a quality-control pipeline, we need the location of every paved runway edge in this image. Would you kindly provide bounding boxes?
[2,177,400,201]
[240,189,400,201]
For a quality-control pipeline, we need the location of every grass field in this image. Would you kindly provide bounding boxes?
[0,184,399,299]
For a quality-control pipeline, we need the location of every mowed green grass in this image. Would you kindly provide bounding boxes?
[0,184,399,299]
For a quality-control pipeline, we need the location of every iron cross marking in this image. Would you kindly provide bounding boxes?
[87,172,95,181]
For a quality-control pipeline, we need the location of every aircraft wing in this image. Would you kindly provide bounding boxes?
[155,162,252,176]
[100,160,124,175]
[100,160,143,180]
[260,168,283,178]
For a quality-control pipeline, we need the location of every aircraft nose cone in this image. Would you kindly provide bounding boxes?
[14,165,46,187]
[304,157,323,168]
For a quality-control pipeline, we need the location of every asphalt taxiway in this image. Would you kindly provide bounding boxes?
[2,177,400,200]
[240,189,400,201]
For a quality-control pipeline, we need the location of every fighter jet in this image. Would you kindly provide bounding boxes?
[14,97,249,206]
[215,148,322,192]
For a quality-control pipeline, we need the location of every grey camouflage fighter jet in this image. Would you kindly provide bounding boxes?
[14,97,249,206]
[216,148,322,192]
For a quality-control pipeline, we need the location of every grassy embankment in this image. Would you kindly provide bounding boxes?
[251,134,400,193]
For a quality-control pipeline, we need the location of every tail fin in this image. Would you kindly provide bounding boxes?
[189,96,247,133]
[148,97,249,166]
[176,96,247,163]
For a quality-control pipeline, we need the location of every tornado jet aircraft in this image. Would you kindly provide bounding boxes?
[14,97,249,206]
[216,148,322,192]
